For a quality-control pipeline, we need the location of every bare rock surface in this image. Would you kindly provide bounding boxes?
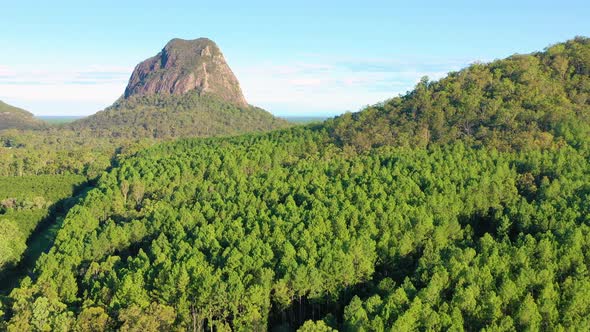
[124,38,248,107]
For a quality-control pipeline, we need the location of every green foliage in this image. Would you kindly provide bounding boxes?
[4,125,590,329]
[75,306,111,332]
[0,128,125,177]
[0,222,26,270]
[0,101,45,130]
[298,320,337,332]
[71,93,289,139]
[328,37,590,152]
[0,175,86,274]
[118,302,176,332]
[0,93,288,178]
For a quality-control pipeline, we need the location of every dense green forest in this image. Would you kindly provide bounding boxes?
[3,128,590,331]
[0,37,589,331]
[0,129,123,177]
[0,175,87,284]
[0,94,289,178]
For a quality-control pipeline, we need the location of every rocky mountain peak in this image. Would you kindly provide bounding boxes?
[124,38,248,107]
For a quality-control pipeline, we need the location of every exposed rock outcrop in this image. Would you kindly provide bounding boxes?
[124,38,248,107]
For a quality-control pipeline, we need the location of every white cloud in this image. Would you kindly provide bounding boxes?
[0,65,16,77]
[234,56,472,116]
[0,56,475,116]
[0,65,132,115]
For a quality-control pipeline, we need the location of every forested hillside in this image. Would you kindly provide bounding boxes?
[0,101,45,130]
[329,37,590,151]
[3,128,590,331]
[0,95,287,178]
[1,38,589,331]
[70,94,288,139]
[0,175,87,286]
[0,127,150,178]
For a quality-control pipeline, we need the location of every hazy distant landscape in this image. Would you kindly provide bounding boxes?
[36,116,84,124]
[35,115,329,125]
[1,2,589,331]
[279,116,329,124]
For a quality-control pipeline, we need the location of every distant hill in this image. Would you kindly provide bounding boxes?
[72,93,287,139]
[73,38,287,138]
[327,37,590,151]
[0,101,45,130]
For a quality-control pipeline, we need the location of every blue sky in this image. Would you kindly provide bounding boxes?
[0,1,588,116]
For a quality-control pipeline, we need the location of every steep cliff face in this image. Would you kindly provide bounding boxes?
[124,38,248,107]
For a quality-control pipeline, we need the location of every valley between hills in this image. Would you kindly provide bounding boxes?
[0,36,589,331]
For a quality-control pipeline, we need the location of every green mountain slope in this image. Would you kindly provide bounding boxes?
[328,36,590,151]
[71,93,288,139]
[0,101,44,130]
